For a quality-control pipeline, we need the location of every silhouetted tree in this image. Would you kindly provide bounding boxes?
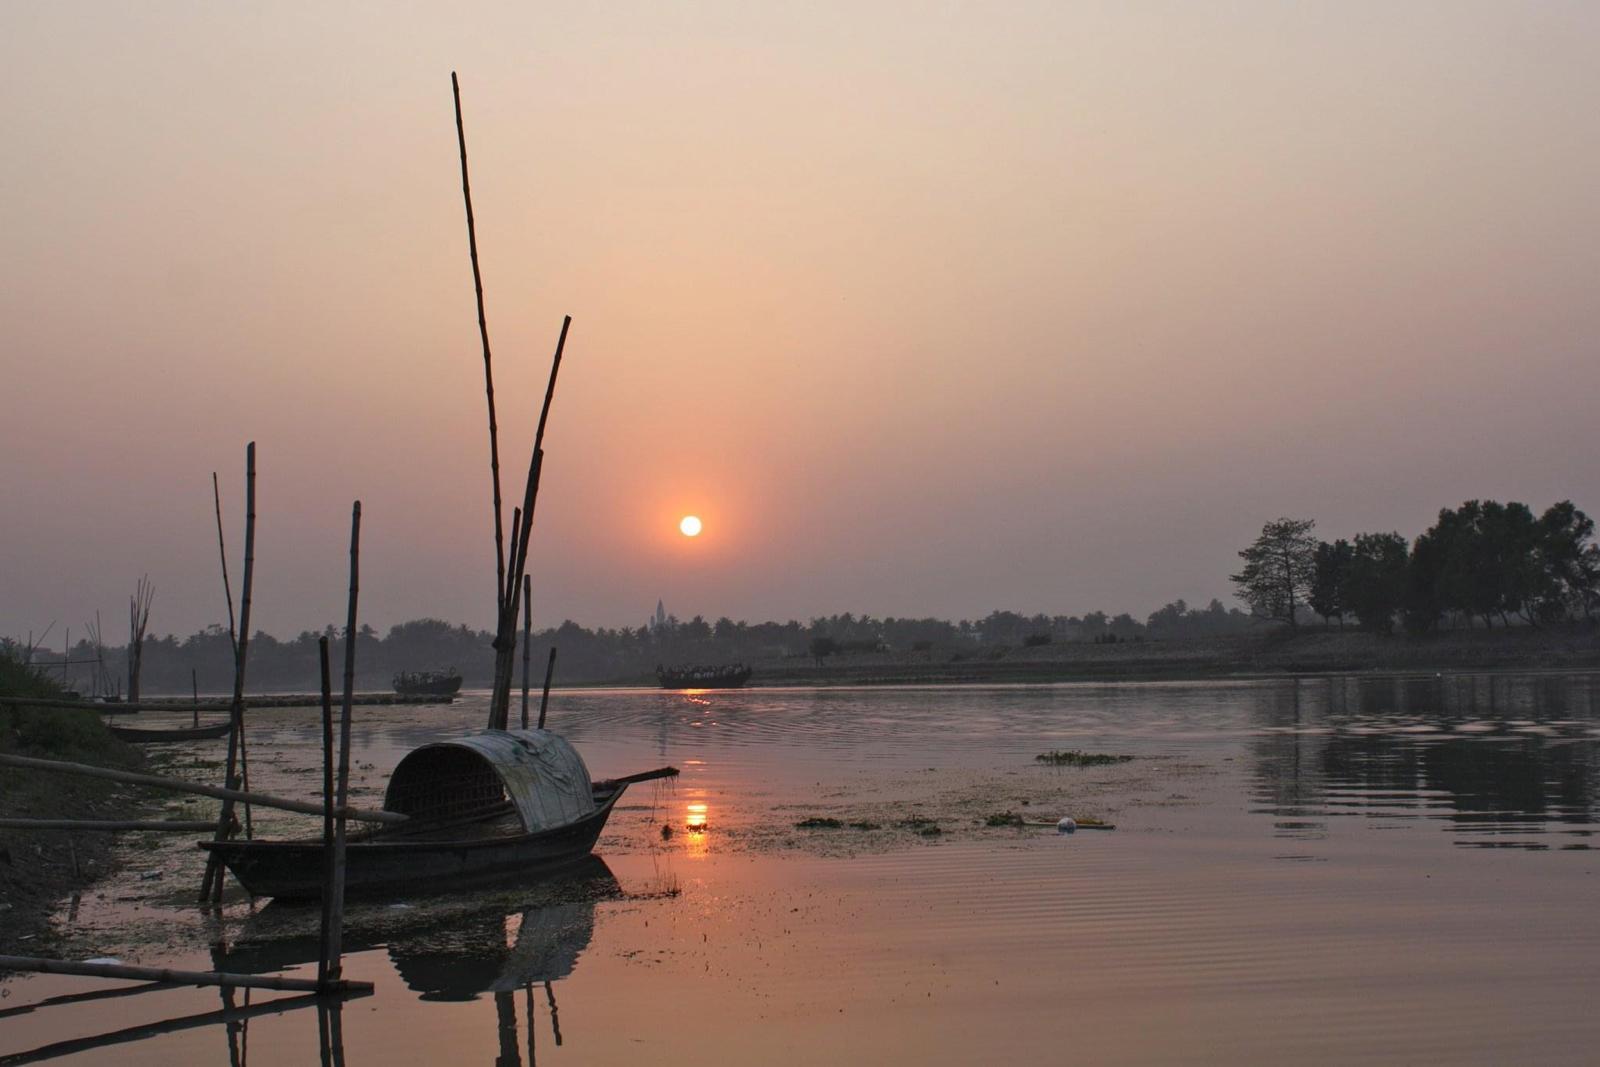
[1310,540,1354,627]
[1232,518,1318,627]
[1537,501,1600,621]
[1342,532,1408,634]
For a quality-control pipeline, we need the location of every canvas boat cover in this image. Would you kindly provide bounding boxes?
[384,728,596,833]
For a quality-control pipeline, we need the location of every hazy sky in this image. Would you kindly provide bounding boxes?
[3,2,1597,641]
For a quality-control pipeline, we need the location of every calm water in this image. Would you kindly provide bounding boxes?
[3,674,1599,1064]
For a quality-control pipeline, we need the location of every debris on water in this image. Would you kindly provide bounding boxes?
[795,817,844,829]
[84,957,121,965]
[1057,817,1076,834]
[848,821,881,831]
[1035,750,1134,767]
[985,811,1025,827]
[660,823,674,840]
[917,825,942,837]
[138,871,162,881]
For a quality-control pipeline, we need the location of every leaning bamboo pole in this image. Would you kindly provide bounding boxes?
[0,956,371,994]
[211,472,238,653]
[0,990,343,1067]
[452,71,508,622]
[203,442,257,900]
[0,819,216,832]
[538,647,557,730]
[489,316,572,729]
[0,752,404,824]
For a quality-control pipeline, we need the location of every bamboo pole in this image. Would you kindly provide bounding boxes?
[491,315,573,728]
[0,696,135,711]
[452,71,508,621]
[0,752,405,824]
[521,574,532,730]
[317,635,335,988]
[212,471,238,656]
[0,956,371,993]
[326,501,361,984]
[506,505,522,606]
[0,990,346,1067]
[0,819,217,832]
[317,998,347,1067]
[0,980,174,1023]
[546,979,562,1046]
[204,442,257,900]
[505,315,573,608]
[595,766,679,787]
[537,647,557,730]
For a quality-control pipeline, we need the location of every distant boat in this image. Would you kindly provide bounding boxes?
[108,721,233,743]
[393,668,463,698]
[199,729,676,899]
[655,663,752,690]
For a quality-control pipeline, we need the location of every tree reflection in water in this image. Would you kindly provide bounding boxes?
[1250,674,1599,847]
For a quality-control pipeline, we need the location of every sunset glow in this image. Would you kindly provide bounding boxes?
[679,515,702,538]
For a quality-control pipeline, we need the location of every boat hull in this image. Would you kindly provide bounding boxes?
[199,785,626,900]
[108,722,233,743]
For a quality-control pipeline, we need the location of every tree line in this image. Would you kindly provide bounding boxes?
[10,599,1260,694]
[1232,500,1599,634]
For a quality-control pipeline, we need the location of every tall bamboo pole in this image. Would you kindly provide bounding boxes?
[520,574,532,730]
[316,636,335,988]
[326,501,361,983]
[452,71,508,621]
[202,442,256,901]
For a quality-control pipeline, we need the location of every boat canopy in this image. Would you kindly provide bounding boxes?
[384,729,596,833]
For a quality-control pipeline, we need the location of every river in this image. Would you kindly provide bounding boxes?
[2,673,1598,1064]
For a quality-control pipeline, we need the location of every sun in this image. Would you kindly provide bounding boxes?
[679,515,703,537]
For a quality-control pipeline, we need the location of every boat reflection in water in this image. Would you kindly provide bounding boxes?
[391,856,616,1002]
[214,857,620,1062]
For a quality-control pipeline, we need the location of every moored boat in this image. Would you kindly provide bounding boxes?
[655,663,752,690]
[108,721,233,743]
[393,668,464,699]
[198,728,675,899]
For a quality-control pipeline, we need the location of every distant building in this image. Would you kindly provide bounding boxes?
[650,599,668,632]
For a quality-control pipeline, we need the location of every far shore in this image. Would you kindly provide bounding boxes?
[124,626,1600,698]
[644,627,1600,690]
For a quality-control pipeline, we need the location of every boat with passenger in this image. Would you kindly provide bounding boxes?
[655,663,752,690]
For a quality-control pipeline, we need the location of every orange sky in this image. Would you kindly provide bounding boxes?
[3,2,1598,639]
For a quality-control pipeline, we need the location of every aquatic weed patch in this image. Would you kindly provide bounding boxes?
[1035,750,1134,767]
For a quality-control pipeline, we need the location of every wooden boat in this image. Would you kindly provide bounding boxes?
[393,669,463,698]
[655,663,752,690]
[199,729,674,899]
[108,721,234,743]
